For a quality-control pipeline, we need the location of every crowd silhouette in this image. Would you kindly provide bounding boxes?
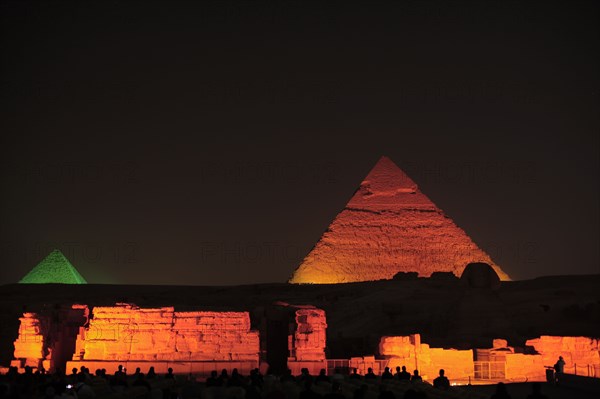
[0,364,554,399]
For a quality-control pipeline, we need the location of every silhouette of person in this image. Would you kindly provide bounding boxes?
[410,370,422,382]
[206,370,219,387]
[298,367,314,384]
[553,356,565,383]
[398,366,411,381]
[526,382,549,399]
[146,366,156,379]
[229,368,243,387]
[353,384,368,399]
[490,382,511,399]
[432,369,449,390]
[349,368,361,379]
[165,367,175,380]
[323,382,345,399]
[280,368,296,383]
[299,380,322,399]
[378,384,395,399]
[381,367,393,380]
[316,368,330,384]
[132,372,151,390]
[364,367,377,379]
[217,368,229,385]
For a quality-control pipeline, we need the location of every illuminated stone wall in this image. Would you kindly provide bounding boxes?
[290,156,510,284]
[287,307,327,374]
[11,313,49,370]
[379,334,474,381]
[67,304,260,374]
[526,336,600,371]
[485,336,600,381]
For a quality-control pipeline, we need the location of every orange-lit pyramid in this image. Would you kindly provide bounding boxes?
[290,156,510,284]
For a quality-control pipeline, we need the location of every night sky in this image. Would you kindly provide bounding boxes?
[1,1,598,285]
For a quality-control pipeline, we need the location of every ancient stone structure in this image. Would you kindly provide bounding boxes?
[11,305,88,372]
[379,334,475,382]
[66,304,260,374]
[475,336,600,381]
[290,156,510,284]
[19,249,87,284]
[287,307,327,375]
[11,313,48,370]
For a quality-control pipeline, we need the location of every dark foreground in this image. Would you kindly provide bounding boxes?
[2,367,599,399]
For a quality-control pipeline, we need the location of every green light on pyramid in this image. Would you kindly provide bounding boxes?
[19,249,87,284]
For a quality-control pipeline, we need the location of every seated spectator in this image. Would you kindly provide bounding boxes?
[381,367,393,380]
[206,370,220,387]
[353,384,368,399]
[490,382,511,399]
[398,366,411,381]
[432,369,449,390]
[299,380,322,399]
[281,368,296,383]
[74,372,96,398]
[146,366,156,379]
[378,384,395,399]
[526,382,549,399]
[324,382,345,399]
[315,369,330,384]
[165,367,175,380]
[364,368,377,379]
[410,370,422,382]
[349,368,361,379]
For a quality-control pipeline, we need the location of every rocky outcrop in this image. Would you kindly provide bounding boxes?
[290,156,510,284]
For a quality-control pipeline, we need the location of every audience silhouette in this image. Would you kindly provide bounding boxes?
[490,382,511,399]
[410,370,422,382]
[432,369,449,390]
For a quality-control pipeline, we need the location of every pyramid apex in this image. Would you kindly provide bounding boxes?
[19,249,87,284]
[290,156,511,283]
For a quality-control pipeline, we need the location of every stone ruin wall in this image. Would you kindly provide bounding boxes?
[505,336,600,381]
[11,313,48,370]
[66,304,260,374]
[379,334,474,382]
[10,304,598,382]
[287,308,327,375]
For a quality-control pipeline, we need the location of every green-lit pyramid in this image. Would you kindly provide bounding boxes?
[19,249,87,284]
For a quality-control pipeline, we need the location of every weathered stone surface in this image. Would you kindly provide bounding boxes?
[288,308,327,362]
[290,156,510,284]
[12,313,45,363]
[379,334,474,381]
[526,336,600,373]
[71,304,260,365]
[483,336,600,382]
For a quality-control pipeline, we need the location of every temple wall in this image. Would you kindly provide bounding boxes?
[526,336,600,373]
[379,334,474,381]
[67,304,260,374]
[288,308,327,375]
[11,313,49,370]
[493,336,600,382]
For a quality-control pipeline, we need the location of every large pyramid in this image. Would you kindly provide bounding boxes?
[19,249,87,284]
[290,156,510,284]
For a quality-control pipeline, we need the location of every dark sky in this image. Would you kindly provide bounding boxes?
[1,1,598,285]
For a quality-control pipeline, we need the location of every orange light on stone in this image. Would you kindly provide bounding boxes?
[290,156,510,284]
[287,306,328,375]
[67,303,260,374]
[11,313,48,370]
[379,334,474,382]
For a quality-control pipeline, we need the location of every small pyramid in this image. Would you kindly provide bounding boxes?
[289,156,511,284]
[19,249,87,284]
